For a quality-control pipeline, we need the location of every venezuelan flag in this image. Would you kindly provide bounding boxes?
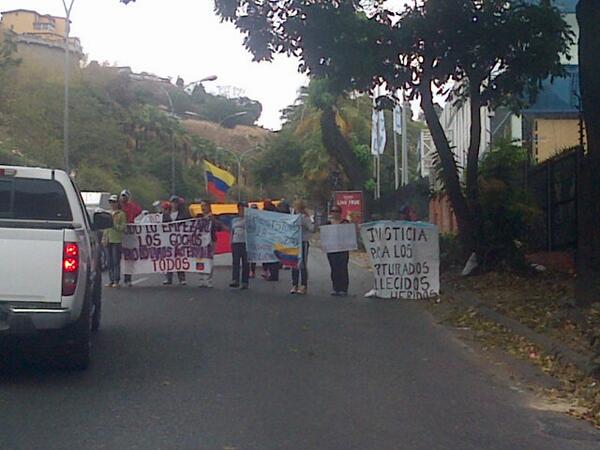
[204,160,236,202]
[273,243,301,269]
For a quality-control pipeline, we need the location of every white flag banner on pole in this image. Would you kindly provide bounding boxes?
[371,108,386,155]
[393,105,403,135]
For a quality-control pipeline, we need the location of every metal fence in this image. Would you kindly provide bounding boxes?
[528,149,578,251]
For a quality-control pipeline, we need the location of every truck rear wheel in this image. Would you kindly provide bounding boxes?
[91,273,102,333]
[60,299,92,371]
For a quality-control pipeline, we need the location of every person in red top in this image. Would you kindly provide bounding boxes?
[119,189,142,287]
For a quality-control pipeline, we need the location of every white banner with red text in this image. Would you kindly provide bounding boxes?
[121,218,213,274]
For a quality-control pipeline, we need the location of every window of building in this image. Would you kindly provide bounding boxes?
[34,22,55,32]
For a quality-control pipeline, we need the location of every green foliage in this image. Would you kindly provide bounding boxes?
[252,77,426,205]
[0,46,267,207]
[478,141,539,269]
[211,0,572,252]
[440,233,465,270]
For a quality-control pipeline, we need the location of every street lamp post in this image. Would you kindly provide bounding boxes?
[159,75,217,194]
[217,147,258,201]
[62,0,75,174]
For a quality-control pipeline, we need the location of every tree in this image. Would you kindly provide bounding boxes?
[576,0,600,306]
[208,0,571,257]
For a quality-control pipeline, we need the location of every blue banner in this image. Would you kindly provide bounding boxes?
[245,208,302,268]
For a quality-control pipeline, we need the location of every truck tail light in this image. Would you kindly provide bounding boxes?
[62,242,79,296]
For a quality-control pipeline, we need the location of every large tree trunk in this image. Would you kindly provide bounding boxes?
[320,105,372,215]
[576,0,600,307]
[421,86,476,255]
[466,89,482,206]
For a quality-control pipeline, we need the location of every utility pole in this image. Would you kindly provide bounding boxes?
[62,0,75,174]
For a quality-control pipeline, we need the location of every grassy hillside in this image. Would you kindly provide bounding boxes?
[0,35,268,207]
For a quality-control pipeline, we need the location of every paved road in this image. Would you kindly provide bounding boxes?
[1,249,598,450]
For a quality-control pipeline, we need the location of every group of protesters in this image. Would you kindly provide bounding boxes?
[102,190,351,297]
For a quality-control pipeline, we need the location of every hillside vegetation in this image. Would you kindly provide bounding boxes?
[0,34,266,207]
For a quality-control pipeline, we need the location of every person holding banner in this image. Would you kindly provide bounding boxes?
[230,202,250,289]
[198,200,223,288]
[162,195,190,286]
[103,194,127,288]
[262,200,280,282]
[119,189,142,287]
[249,204,259,278]
[290,200,314,295]
[326,205,351,297]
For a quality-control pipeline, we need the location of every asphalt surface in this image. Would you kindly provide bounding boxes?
[1,249,599,450]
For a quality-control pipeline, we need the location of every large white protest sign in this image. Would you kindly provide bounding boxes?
[121,218,213,275]
[360,221,439,299]
[245,208,302,267]
[320,223,358,253]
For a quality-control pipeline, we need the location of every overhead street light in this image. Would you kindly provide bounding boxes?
[217,147,259,201]
[159,75,218,194]
[219,111,248,127]
[183,76,218,93]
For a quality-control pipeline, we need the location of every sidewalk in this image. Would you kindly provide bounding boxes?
[431,271,600,428]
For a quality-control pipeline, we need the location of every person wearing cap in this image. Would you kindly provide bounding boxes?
[326,205,351,297]
[102,194,127,288]
[230,202,250,289]
[162,195,190,285]
[119,189,142,287]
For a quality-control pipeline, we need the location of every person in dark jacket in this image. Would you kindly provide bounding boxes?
[249,203,259,278]
[162,195,190,285]
[326,205,350,296]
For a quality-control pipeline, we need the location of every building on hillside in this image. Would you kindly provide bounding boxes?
[0,9,83,58]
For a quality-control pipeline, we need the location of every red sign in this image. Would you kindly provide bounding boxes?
[334,191,364,224]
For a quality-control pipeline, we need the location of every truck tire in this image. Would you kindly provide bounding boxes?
[60,297,92,371]
[91,272,102,333]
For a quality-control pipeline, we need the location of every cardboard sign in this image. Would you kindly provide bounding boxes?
[320,223,358,253]
[360,221,440,299]
[245,208,302,267]
[121,218,213,274]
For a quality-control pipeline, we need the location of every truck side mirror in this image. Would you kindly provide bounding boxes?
[93,211,113,230]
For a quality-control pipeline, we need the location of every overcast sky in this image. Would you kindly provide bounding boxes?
[1,0,308,130]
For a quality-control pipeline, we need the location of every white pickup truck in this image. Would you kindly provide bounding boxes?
[0,165,112,370]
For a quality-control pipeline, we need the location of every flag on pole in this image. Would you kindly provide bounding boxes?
[393,105,403,135]
[203,160,236,202]
[371,107,386,155]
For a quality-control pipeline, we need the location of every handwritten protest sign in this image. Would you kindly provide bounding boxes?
[245,208,302,268]
[121,218,213,275]
[360,221,439,299]
[320,223,358,253]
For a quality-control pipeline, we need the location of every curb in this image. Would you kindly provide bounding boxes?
[445,287,599,378]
